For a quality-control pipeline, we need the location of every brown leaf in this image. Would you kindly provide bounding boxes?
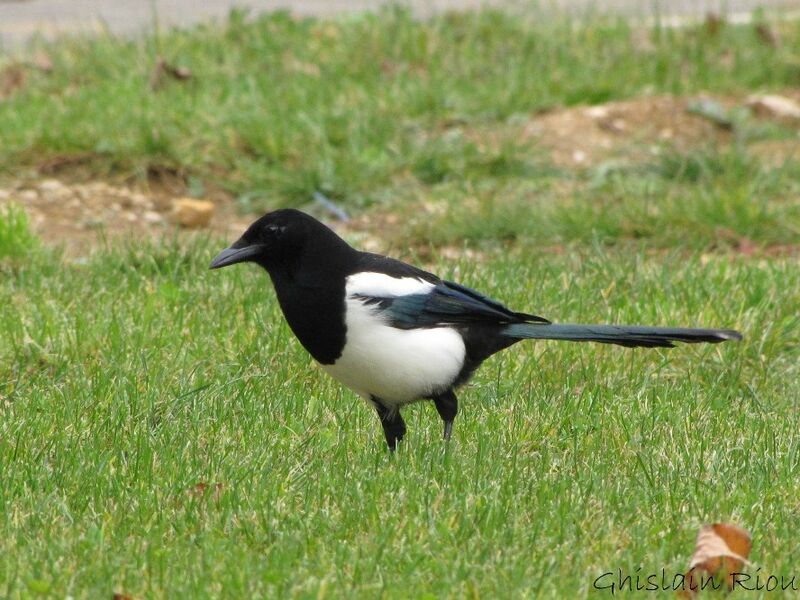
[704,13,725,37]
[31,52,54,73]
[164,63,192,81]
[189,481,223,501]
[150,57,192,90]
[755,23,780,47]
[113,593,136,600]
[1,64,26,99]
[678,523,752,598]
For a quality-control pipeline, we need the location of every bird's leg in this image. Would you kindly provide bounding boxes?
[372,398,406,451]
[433,390,458,441]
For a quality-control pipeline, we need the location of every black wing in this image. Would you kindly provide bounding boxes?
[355,279,549,330]
[352,251,548,329]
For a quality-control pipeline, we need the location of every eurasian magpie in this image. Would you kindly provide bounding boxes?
[211,209,742,450]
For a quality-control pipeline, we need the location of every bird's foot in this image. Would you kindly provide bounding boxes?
[443,420,453,441]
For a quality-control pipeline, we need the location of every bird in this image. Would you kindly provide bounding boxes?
[210,209,742,450]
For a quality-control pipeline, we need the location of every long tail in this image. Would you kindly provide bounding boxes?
[503,323,742,348]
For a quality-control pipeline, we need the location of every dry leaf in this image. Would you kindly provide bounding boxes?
[1,64,26,99]
[678,523,752,598]
[150,57,192,90]
[189,481,223,501]
[755,23,780,47]
[704,13,725,37]
[113,593,136,600]
[163,62,191,81]
[31,52,54,73]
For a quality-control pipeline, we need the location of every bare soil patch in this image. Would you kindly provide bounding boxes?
[0,178,252,256]
[523,95,738,168]
[2,93,798,255]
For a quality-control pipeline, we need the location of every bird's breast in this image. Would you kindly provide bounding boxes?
[320,297,466,406]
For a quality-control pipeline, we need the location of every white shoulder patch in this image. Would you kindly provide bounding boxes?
[345,272,435,298]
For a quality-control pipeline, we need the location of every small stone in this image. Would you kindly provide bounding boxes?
[38,179,66,193]
[142,210,163,224]
[38,179,74,201]
[610,118,626,131]
[584,106,610,119]
[361,238,381,253]
[171,198,214,228]
[747,94,800,121]
[87,182,113,195]
[19,190,38,202]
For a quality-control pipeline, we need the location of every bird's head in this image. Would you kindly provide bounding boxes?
[210,208,351,273]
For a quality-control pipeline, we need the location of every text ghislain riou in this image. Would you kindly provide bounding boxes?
[593,568,798,594]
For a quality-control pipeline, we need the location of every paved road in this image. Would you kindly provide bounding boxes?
[2,0,800,47]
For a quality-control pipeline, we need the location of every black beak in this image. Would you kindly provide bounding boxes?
[210,244,263,269]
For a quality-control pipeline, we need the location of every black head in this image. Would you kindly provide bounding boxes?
[210,209,350,272]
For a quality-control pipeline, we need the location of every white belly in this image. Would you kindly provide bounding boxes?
[320,298,466,407]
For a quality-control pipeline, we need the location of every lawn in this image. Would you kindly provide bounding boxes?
[2,8,800,206]
[1,6,800,599]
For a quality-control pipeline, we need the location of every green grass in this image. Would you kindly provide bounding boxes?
[2,6,800,598]
[403,146,800,250]
[1,231,798,598]
[0,204,39,261]
[2,8,800,205]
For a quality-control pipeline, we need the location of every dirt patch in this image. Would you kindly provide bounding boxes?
[522,95,739,168]
[0,179,252,256]
[2,93,798,255]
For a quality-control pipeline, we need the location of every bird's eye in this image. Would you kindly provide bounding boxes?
[266,224,285,236]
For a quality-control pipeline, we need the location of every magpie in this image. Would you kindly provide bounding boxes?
[211,209,742,450]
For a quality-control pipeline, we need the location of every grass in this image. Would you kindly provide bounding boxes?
[0,204,39,261]
[1,226,799,598]
[2,8,800,206]
[403,146,800,250]
[2,5,800,599]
